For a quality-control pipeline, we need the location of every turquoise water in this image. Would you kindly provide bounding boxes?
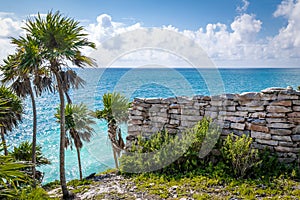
[6,67,300,183]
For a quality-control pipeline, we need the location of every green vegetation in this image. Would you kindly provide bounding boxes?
[94,92,130,169]
[0,86,23,156]
[55,103,96,180]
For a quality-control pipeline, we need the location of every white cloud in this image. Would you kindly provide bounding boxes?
[237,0,250,13]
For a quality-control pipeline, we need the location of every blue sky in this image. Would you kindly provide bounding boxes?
[0,0,300,67]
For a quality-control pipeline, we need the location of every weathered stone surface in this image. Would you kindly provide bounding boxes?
[150,116,168,123]
[267,123,295,129]
[275,146,300,153]
[180,115,203,122]
[251,131,271,140]
[261,87,285,93]
[293,106,300,111]
[169,108,180,114]
[169,119,180,125]
[266,118,287,123]
[181,108,199,115]
[130,120,143,125]
[239,100,265,106]
[129,115,144,120]
[249,119,266,125]
[252,142,274,151]
[225,106,236,111]
[230,123,245,130]
[256,139,278,146]
[239,92,262,100]
[219,111,248,117]
[269,129,292,135]
[204,111,218,119]
[272,135,292,142]
[261,94,277,101]
[266,106,292,113]
[293,100,300,105]
[288,112,300,118]
[278,94,299,100]
[270,100,292,106]
[248,124,269,133]
[181,121,197,127]
[278,141,295,147]
[130,110,143,116]
[237,106,265,111]
[224,116,245,123]
[249,112,266,118]
[169,103,180,109]
[266,113,286,118]
[210,101,223,107]
[144,98,161,104]
[291,135,300,142]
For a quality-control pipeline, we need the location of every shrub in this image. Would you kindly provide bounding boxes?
[120,117,220,174]
[221,133,261,178]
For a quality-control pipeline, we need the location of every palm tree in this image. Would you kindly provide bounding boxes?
[94,92,130,169]
[0,45,52,187]
[0,86,23,156]
[55,103,96,180]
[23,11,96,198]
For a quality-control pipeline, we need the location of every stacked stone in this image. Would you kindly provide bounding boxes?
[127,87,300,163]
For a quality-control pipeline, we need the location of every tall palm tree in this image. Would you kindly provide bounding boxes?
[0,86,23,156]
[0,36,53,187]
[23,11,96,198]
[94,92,130,169]
[55,103,96,180]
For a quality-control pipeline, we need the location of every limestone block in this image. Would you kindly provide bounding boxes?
[266,112,286,118]
[288,112,300,118]
[270,100,292,107]
[266,118,287,123]
[237,106,265,111]
[278,94,299,100]
[239,100,266,106]
[291,135,300,142]
[230,123,245,130]
[293,100,300,105]
[224,116,245,123]
[129,115,144,120]
[267,123,295,129]
[278,142,296,147]
[261,94,277,101]
[181,121,197,127]
[144,98,162,104]
[249,112,266,118]
[256,139,278,146]
[169,119,180,125]
[271,135,292,142]
[130,120,143,125]
[238,92,262,100]
[180,115,203,122]
[266,106,292,113]
[225,106,236,111]
[169,109,180,114]
[248,124,269,133]
[252,142,274,151]
[204,111,218,119]
[210,101,223,107]
[250,119,267,125]
[251,131,271,140]
[275,146,300,153]
[169,103,180,109]
[131,110,143,116]
[269,129,292,135]
[293,106,300,111]
[181,108,199,115]
[150,116,168,123]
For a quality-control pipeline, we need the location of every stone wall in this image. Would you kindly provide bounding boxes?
[127,87,300,163]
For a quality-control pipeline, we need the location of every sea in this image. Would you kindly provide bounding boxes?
[6,67,300,183]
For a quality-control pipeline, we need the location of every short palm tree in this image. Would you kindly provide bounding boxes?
[23,11,96,198]
[0,86,23,156]
[0,43,52,187]
[55,103,96,180]
[94,92,130,169]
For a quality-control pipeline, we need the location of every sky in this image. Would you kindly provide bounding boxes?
[0,0,300,67]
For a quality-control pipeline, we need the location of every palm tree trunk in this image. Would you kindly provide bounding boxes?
[29,83,37,188]
[108,122,119,169]
[76,147,83,180]
[0,127,8,156]
[54,70,69,199]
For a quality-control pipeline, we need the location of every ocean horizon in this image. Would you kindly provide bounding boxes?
[6,67,300,183]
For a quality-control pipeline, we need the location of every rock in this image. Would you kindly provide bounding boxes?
[144,98,161,104]
[261,87,286,93]
[266,113,286,118]
[239,92,262,100]
[248,124,269,133]
[255,139,278,146]
[293,106,300,111]
[230,123,245,130]
[278,94,299,100]
[251,131,271,140]
[291,135,300,142]
[269,129,292,135]
[278,141,295,147]
[237,106,265,111]
[271,135,292,142]
[275,146,300,153]
[266,106,292,113]
[224,116,245,123]
[267,123,295,129]
[249,112,266,118]
[266,118,287,123]
[288,112,300,118]
[250,119,266,125]
[270,100,292,107]
[293,100,300,105]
